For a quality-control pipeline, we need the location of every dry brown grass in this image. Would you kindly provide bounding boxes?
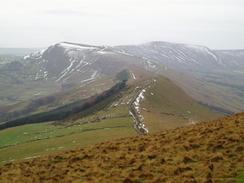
[0,113,243,183]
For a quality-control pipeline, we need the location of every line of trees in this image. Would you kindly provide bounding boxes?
[0,80,127,130]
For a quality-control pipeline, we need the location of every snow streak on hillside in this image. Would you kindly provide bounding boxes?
[130,89,149,134]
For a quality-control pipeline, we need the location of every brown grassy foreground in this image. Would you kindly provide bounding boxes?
[0,113,243,183]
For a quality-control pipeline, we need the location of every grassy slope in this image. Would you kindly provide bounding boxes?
[0,112,243,183]
[0,86,137,164]
[0,77,115,121]
[162,68,244,113]
[0,117,136,164]
[141,76,223,133]
[0,73,223,164]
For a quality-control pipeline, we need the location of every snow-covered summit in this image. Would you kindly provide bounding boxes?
[22,40,244,85]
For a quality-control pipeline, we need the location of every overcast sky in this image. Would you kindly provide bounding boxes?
[0,0,243,49]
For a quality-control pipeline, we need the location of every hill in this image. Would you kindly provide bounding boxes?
[0,41,243,113]
[140,76,222,132]
[0,73,221,164]
[0,113,243,183]
[115,41,244,113]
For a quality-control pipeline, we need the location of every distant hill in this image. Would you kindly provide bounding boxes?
[115,41,244,113]
[0,41,243,113]
[0,112,243,182]
[115,41,244,71]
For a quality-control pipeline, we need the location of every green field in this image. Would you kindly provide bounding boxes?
[0,75,224,165]
[0,115,136,164]
[236,171,244,183]
[0,86,137,165]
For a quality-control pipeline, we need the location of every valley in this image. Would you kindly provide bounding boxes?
[0,41,243,183]
[1,1,243,182]
[0,70,221,164]
[1,41,243,113]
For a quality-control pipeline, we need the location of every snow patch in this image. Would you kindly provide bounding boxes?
[56,59,76,82]
[58,42,98,51]
[130,89,149,134]
[185,44,218,61]
[23,55,30,60]
[115,50,134,57]
[146,61,156,69]
[97,50,114,55]
[80,71,98,84]
[34,92,41,96]
[131,72,136,80]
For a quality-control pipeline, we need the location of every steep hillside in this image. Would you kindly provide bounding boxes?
[114,41,244,71]
[140,77,222,132]
[0,113,243,183]
[161,68,244,114]
[0,42,145,106]
[0,77,115,123]
[214,50,244,70]
[23,42,145,84]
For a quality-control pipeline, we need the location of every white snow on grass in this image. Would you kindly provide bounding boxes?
[34,92,41,96]
[185,44,219,61]
[58,42,98,51]
[134,89,146,107]
[56,59,76,82]
[115,50,134,57]
[159,52,170,58]
[97,50,114,55]
[80,71,98,84]
[43,71,48,79]
[75,59,89,70]
[77,62,89,72]
[131,72,136,80]
[130,89,149,134]
[23,55,30,60]
[146,60,156,69]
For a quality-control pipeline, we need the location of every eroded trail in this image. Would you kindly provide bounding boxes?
[129,88,148,134]
[129,80,155,134]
